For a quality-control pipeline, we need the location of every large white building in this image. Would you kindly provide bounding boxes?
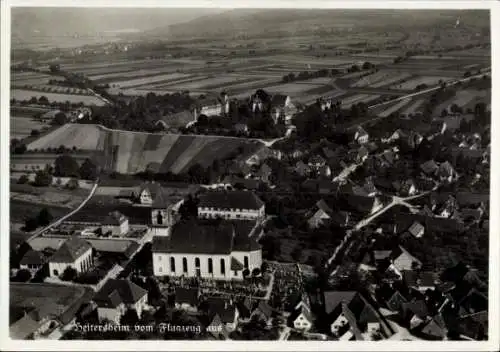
[48,236,93,278]
[197,190,265,220]
[152,219,262,281]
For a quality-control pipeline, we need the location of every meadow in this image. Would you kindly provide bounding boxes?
[11,89,106,106]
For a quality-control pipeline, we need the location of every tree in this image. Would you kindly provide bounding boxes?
[24,217,39,232]
[243,268,250,278]
[17,174,29,184]
[37,208,53,226]
[54,112,68,125]
[49,63,61,73]
[54,154,80,177]
[14,269,32,282]
[30,129,40,137]
[252,268,261,277]
[38,96,49,105]
[66,178,79,190]
[33,170,52,187]
[61,266,78,281]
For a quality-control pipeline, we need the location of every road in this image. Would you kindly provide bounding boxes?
[326,188,435,268]
[26,181,99,242]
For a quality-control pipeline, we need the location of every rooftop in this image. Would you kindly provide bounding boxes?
[198,190,264,210]
[93,279,147,308]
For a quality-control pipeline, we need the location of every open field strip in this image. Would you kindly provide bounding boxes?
[89,69,166,81]
[378,98,412,118]
[109,73,191,88]
[141,135,181,171]
[339,94,371,107]
[11,116,51,139]
[213,78,278,92]
[11,89,106,106]
[159,136,196,173]
[169,138,213,174]
[165,75,266,91]
[12,85,90,95]
[390,76,453,90]
[152,75,212,89]
[258,82,325,96]
[369,73,413,88]
[297,89,346,105]
[113,132,135,174]
[399,99,425,116]
[126,134,148,174]
[341,71,370,79]
[27,124,102,150]
[351,71,391,88]
[193,76,267,90]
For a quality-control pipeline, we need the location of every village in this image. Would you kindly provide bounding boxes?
[8,8,491,343]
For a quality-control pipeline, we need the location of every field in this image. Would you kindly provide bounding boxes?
[11,116,51,139]
[25,124,262,174]
[351,71,412,88]
[390,76,454,90]
[10,199,70,223]
[10,183,88,209]
[11,89,106,106]
[377,98,412,117]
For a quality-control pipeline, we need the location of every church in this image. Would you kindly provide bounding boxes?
[148,188,265,281]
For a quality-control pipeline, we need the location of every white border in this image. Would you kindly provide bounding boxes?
[1,0,499,351]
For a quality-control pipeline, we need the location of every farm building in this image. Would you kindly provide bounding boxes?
[102,211,129,236]
[151,219,262,281]
[197,190,265,220]
[48,236,93,278]
[192,92,229,120]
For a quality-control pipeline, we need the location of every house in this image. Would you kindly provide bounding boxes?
[308,200,334,229]
[318,164,332,178]
[193,92,229,120]
[206,297,239,332]
[294,160,311,177]
[420,314,448,340]
[308,155,327,170]
[355,146,369,163]
[324,291,381,339]
[362,178,379,197]
[270,94,297,125]
[234,123,249,135]
[420,160,439,176]
[302,179,338,194]
[93,279,148,324]
[136,181,164,206]
[407,221,425,238]
[152,219,262,281]
[174,287,200,312]
[257,163,272,184]
[353,126,369,144]
[19,250,45,275]
[401,300,430,330]
[398,179,418,196]
[236,297,254,319]
[436,161,458,183]
[251,301,273,325]
[290,293,313,331]
[48,236,93,278]
[371,246,422,275]
[197,190,265,220]
[402,271,441,292]
[102,211,129,236]
[245,146,273,166]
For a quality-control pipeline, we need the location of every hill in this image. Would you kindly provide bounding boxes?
[25,124,261,174]
[148,9,490,40]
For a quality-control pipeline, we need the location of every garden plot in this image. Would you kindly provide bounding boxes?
[11,89,105,106]
[390,76,452,90]
[378,98,412,118]
[27,124,103,151]
[109,73,191,88]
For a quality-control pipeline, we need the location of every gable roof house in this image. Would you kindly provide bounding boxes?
[371,246,422,276]
[269,94,297,125]
[19,250,45,274]
[338,194,384,216]
[135,182,167,207]
[193,92,229,120]
[206,297,240,332]
[197,190,265,220]
[93,279,148,324]
[251,301,274,325]
[401,300,430,330]
[48,236,93,278]
[102,211,129,236]
[324,291,386,340]
[353,126,369,144]
[289,300,313,332]
[308,200,334,229]
[436,161,458,183]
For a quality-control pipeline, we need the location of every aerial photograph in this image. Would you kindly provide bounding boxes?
[6,6,492,343]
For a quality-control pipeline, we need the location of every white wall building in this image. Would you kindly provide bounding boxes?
[197,190,265,221]
[152,219,262,281]
[48,237,93,277]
